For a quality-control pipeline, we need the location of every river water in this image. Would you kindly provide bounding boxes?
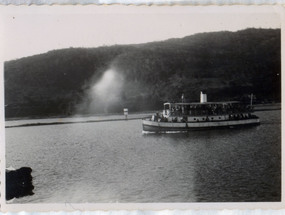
[5,110,281,203]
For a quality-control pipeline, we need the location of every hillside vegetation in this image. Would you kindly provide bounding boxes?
[4,28,281,118]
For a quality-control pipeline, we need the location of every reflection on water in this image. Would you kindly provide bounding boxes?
[6,110,280,203]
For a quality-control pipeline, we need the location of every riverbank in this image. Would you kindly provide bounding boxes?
[254,103,281,111]
[5,112,153,128]
[5,103,281,128]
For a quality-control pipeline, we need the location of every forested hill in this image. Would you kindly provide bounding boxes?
[4,28,281,118]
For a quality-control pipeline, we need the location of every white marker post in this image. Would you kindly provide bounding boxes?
[124,108,128,120]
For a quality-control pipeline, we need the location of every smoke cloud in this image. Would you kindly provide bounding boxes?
[75,67,125,115]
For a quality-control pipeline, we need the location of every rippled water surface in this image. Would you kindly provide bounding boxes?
[6,110,281,203]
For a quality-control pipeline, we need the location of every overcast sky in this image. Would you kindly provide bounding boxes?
[0,5,281,61]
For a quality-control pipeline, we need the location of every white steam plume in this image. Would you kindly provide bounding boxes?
[76,68,125,114]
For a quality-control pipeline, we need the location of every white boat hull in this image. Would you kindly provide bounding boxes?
[142,118,260,132]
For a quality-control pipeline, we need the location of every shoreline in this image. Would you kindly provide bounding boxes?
[5,103,281,122]
[5,105,281,129]
[5,113,153,128]
[5,117,147,128]
[5,111,156,122]
[253,103,281,110]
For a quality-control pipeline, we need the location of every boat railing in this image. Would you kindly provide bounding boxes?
[169,110,255,117]
[145,112,258,122]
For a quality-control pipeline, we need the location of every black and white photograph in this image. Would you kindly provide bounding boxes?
[0,5,282,210]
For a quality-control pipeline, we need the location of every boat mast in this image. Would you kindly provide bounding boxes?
[181,94,184,114]
[250,93,253,108]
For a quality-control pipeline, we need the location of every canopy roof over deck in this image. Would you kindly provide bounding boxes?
[163,101,241,107]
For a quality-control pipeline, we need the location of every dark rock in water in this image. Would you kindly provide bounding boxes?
[6,167,34,200]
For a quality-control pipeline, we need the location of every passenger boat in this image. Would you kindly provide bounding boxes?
[142,92,260,132]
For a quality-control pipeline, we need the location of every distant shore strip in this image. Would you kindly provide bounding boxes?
[5,116,151,128]
[5,106,281,129]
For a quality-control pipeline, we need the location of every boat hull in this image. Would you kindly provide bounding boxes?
[142,118,260,132]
